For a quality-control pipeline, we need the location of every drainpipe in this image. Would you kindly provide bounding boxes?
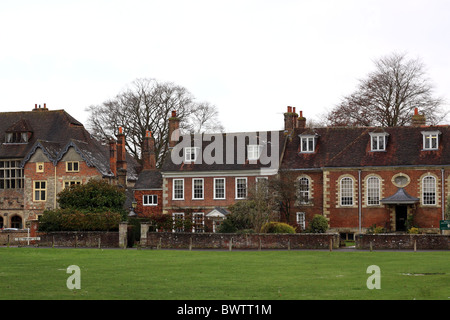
[358,170,362,234]
[442,168,445,220]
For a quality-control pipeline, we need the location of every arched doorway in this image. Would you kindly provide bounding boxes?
[10,215,23,229]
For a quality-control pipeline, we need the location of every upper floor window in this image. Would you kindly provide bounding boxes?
[143,194,158,206]
[299,135,317,153]
[0,160,23,189]
[33,180,47,202]
[247,145,263,160]
[192,178,204,200]
[214,178,226,199]
[340,177,354,206]
[422,131,440,150]
[297,177,310,204]
[66,161,79,172]
[173,179,184,200]
[184,147,199,163]
[422,175,436,205]
[369,132,388,151]
[235,177,247,199]
[4,132,29,144]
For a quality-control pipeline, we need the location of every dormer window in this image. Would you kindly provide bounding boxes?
[299,135,316,153]
[247,145,263,160]
[422,131,440,150]
[4,132,29,144]
[369,132,388,151]
[184,147,199,163]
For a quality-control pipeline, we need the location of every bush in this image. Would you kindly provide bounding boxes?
[260,222,295,234]
[408,227,420,234]
[39,209,121,232]
[367,224,387,234]
[307,215,328,233]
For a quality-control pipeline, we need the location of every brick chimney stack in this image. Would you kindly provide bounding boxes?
[284,106,298,132]
[142,130,156,170]
[297,110,306,129]
[32,103,49,112]
[116,127,127,187]
[411,107,426,127]
[168,110,180,148]
[109,138,117,176]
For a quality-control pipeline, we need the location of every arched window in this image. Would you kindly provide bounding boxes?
[10,215,22,229]
[340,177,354,206]
[297,177,310,204]
[367,176,380,205]
[422,176,436,205]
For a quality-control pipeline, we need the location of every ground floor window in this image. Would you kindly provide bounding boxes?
[172,213,184,232]
[296,212,305,230]
[10,215,22,229]
[192,213,205,233]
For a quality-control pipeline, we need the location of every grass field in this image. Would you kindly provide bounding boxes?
[0,247,448,300]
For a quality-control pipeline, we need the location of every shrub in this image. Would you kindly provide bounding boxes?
[408,227,420,234]
[39,209,121,232]
[307,215,328,233]
[260,222,295,234]
[367,224,386,234]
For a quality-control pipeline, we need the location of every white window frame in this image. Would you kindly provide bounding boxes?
[172,179,184,200]
[296,212,306,231]
[235,177,248,199]
[192,212,205,233]
[184,147,199,163]
[340,177,354,206]
[422,131,440,150]
[422,175,436,205]
[192,178,204,200]
[247,145,263,160]
[369,133,388,151]
[366,176,380,206]
[214,178,226,200]
[172,212,184,232]
[300,135,316,153]
[297,177,310,204]
[143,194,158,206]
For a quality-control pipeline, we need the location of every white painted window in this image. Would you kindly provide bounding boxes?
[235,177,247,199]
[422,176,436,205]
[367,176,380,205]
[214,178,226,199]
[192,213,205,233]
[192,178,204,200]
[340,177,354,206]
[143,194,158,206]
[296,212,305,231]
[173,179,184,200]
[172,213,184,232]
[422,131,440,150]
[184,147,199,162]
[300,135,315,153]
[370,133,388,151]
[297,177,310,204]
[247,145,262,160]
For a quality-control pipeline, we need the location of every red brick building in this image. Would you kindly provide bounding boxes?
[0,105,138,229]
[281,107,449,237]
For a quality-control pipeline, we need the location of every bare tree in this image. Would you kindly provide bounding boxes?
[86,78,224,167]
[325,52,447,127]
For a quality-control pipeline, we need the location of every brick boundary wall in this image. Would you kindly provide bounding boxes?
[356,234,450,250]
[0,231,119,248]
[145,232,340,250]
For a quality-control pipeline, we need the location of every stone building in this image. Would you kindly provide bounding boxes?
[0,105,138,229]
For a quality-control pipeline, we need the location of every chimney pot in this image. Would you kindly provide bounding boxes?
[172,110,177,117]
[414,108,418,115]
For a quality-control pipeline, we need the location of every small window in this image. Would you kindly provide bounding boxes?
[184,147,198,163]
[296,212,305,231]
[299,135,316,153]
[173,179,184,200]
[235,177,247,199]
[33,180,46,202]
[422,131,440,150]
[36,162,44,173]
[214,178,226,199]
[66,161,79,172]
[192,178,204,200]
[369,133,388,151]
[143,194,158,206]
[247,145,262,160]
[64,180,82,189]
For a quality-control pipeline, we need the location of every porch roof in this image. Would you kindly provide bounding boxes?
[380,188,419,205]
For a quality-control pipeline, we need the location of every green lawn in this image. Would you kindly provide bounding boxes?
[0,247,448,300]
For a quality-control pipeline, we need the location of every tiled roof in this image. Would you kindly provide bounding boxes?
[281,125,450,169]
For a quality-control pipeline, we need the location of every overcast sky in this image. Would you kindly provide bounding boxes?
[1,0,449,132]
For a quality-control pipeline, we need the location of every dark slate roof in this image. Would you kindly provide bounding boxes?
[1,109,138,180]
[161,131,287,172]
[134,169,162,189]
[381,188,420,204]
[281,125,450,170]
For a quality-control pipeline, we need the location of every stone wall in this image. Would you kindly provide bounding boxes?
[145,232,340,250]
[356,234,450,250]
